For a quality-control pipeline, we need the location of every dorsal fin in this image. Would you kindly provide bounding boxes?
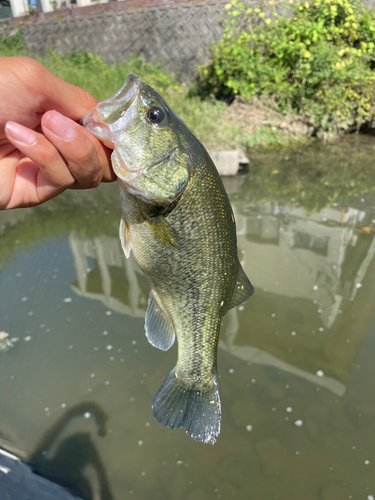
[228,265,254,310]
[145,291,176,351]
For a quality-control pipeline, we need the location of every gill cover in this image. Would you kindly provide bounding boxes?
[81,73,189,204]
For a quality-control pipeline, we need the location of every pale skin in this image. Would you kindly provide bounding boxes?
[0,56,115,210]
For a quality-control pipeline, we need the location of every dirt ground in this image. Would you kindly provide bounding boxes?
[223,96,315,138]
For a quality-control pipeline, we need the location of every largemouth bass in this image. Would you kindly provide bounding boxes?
[81,74,253,444]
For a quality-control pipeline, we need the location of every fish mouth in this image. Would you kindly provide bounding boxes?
[80,73,141,148]
[115,147,178,179]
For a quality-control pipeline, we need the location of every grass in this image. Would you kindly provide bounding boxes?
[0,32,309,151]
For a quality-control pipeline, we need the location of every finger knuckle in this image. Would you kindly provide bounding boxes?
[78,142,96,165]
[70,141,102,188]
[19,57,46,82]
[88,174,102,189]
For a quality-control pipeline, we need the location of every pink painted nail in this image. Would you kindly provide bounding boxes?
[5,122,37,145]
[45,111,76,140]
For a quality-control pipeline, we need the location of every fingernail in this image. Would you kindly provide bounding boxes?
[45,111,76,140]
[5,122,36,145]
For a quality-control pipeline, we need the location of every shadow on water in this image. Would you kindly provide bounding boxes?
[28,402,113,500]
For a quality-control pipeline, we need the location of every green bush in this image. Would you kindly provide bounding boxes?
[0,29,26,56]
[199,0,375,135]
[0,33,307,150]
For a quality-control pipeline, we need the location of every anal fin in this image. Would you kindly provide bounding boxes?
[228,264,254,309]
[145,216,179,249]
[145,291,175,351]
[119,216,132,258]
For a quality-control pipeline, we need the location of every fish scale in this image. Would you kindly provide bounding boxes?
[81,73,254,444]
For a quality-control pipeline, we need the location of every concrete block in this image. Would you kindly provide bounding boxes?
[208,149,250,176]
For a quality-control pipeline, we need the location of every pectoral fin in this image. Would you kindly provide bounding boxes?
[228,265,254,309]
[119,216,132,258]
[145,291,176,351]
[145,216,180,249]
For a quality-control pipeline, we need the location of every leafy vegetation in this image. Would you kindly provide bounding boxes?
[42,50,178,99]
[0,39,300,149]
[0,28,26,56]
[198,0,375,136]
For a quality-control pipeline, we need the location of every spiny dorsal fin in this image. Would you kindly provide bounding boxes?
[228,265,254,310]
[119,216,132,258]
[145,216,180,248]
[145,291,176,351]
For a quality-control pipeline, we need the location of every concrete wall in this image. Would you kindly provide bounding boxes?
[2,0,374,79]
[0,0,230,79]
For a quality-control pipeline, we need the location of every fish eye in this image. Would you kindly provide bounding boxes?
[147,107,165,124]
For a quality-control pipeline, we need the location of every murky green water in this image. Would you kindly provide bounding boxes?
[1,135,375,500]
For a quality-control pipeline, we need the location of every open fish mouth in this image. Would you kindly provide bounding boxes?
[80,73,141,148]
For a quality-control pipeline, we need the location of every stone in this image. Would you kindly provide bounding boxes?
[209,149,250,176]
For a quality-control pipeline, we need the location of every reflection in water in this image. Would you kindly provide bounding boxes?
[67,196,374,395]
[69,233,148,318]
[1,137,375,499]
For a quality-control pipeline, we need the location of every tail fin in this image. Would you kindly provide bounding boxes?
[152,369,221,444]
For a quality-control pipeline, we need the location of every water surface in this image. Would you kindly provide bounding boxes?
[1,135,375,500]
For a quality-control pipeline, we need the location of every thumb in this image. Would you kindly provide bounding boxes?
[40,71,99,121]
[16,57,100,121]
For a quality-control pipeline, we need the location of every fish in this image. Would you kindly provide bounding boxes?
[81,74,254,444]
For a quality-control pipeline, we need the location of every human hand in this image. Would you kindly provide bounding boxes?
[0,56,115,210]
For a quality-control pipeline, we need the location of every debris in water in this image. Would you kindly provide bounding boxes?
[294,420,303,427]
[0,332,19,352]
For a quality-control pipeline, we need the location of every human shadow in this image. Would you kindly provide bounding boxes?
[27,401,114,500]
